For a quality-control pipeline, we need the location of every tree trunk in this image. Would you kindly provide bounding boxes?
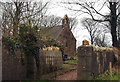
[91,39,94,45]
[13,2,21,36]
[90,35,94,45]
[110,2,118,47]
[13,17,19,36]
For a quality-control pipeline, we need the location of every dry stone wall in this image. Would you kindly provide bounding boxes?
[77,45,116,80]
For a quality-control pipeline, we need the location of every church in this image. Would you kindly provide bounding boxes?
[41,15,76,56]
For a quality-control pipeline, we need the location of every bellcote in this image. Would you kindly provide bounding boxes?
[62,14,69,28]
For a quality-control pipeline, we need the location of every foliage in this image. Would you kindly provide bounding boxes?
[42,38,55,47]
[33,25,39,32]
[94,71,119,80]
[19,24,37,52]
[2,23,64,54]
[2,36,15,48]
[2,23,64,67]
[2,35,20,55]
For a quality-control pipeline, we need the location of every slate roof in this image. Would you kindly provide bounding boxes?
[40,25,63,39]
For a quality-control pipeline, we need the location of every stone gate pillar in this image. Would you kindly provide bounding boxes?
[77,46,94,80]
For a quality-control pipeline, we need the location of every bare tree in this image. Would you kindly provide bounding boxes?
[41,15,78,30]
[1,1,49,36]
[62,0,120,47]
[20,2,49,27]
[1,2,15,35]
[42,15,62,27]
[13,2,24,36]
[69,17,78,30]
[81,18,99,45]
[94,34,109,47]
[82,18,110,46]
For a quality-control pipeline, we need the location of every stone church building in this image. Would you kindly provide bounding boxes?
[41,15,76,56]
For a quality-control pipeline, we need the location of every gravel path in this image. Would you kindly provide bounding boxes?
[55,70,77,80]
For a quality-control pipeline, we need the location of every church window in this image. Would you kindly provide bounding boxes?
[66,42,68,47]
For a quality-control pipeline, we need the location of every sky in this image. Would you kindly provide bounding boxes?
[0,0,113,47]
[46,0,112,47]
[46,0,92,47]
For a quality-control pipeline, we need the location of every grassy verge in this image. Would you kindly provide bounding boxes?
[62,64,77,70]
[41,57,78,80]
[64,60,77,65]
[63,56,78,70]
[94,66,120,80]
[94,71,119,80]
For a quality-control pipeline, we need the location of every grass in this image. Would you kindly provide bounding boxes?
[65,60,77,65]
[62,64,77,70]
[63,56,78,70]
[94,69,120,80]
[23,56,78,80]
[94,72,119,80]
[41,58,78,79]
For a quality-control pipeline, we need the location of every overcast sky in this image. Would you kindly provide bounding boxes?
[46,0,90,47]
[0,0,113,47]
[46,0,112,47]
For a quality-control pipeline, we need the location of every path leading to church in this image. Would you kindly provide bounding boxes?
[55,69,77,80]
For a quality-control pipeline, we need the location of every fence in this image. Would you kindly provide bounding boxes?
[77,45,116,80]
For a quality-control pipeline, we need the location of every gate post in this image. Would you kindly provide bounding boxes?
[77,46,93,80]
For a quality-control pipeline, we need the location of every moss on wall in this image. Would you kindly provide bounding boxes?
[77,45,116,80]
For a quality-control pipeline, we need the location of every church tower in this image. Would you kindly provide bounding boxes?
[62,14,70,28]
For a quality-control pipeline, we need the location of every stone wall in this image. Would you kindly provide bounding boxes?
[2,47,26,80]
[2,46,63,80]
[39,49,63,74]
[77,45,116,80]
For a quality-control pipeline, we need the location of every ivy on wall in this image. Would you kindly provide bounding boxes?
[2,23,64,76]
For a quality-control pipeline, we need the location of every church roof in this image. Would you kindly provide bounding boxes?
[40,25,63,39]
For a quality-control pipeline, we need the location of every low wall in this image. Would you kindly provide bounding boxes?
[77,45,116,80]
[2,46,63,80]
[39,49,63,74]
